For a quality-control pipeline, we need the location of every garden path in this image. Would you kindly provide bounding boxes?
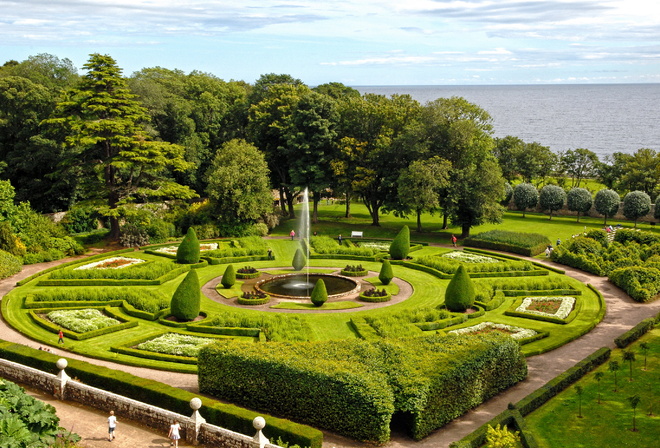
[1,246,659,448]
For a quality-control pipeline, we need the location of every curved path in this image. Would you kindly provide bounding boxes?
[1,249,659,448]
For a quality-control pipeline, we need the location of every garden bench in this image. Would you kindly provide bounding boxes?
[351,231,363,238]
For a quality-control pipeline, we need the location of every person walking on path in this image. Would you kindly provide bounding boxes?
[168,421,181,447]
[290,229,296,240]
[57,329,64,344]
[451,234,457,247]
[107,410,117,441]
[338,234,343,245]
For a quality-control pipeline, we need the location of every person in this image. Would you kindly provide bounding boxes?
[168,421,181,447]
[338,234,343,245]
[107,410,117,441]
[57,329,64,344]
[290,229,295,240]
[267,248,273,260]
[545,246,551,257]
[451,234,457,247]
[556,238,561,246]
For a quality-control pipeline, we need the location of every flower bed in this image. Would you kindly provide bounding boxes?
[74,257,145,270]
[154,243,219,255]
[236,266,260,279]
[341,264,368,277]
[515,296,576,319]
[441,251,500,264]
[237,291,270,306]
[136,333,215,357]
[47,308,121,333]
[359,288,391,303]
[356,241,390,251]
[448,322,537,340]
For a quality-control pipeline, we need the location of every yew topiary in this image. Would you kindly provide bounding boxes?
[310,279,328,307]
[444,264,475,312]
[292,248,307,271]
[379,259,394,285]
[221,264,236,288]
[177,227,200,264]
[170,269,201,321]
[390,225,410,260]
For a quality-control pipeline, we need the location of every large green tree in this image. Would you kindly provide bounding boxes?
[559,148,600,188]
[46,54,196,239]
[594,188,620,225]
[539,184,566,220]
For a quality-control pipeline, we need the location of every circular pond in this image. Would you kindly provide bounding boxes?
[255,273,360,299]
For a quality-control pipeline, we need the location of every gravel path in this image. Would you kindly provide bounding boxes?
[1,248,659,448]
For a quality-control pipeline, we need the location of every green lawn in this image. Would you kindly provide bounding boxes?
[524,328,660,447]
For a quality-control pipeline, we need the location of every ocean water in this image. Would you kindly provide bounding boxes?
[354,84,660,160]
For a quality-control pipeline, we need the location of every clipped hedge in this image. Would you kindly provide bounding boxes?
[349,317,380,340]
[236,295,271,306]
[415,314,468,331]
[609,265,660,302]
[358,290,391,303]
[0,340,322,448]
[614,317,657,348]
[26,288,169,314]
[28,306,138,340]
[463,230,551,257]
[37,263,193,287]
[170,269,201,321]
[198,333,527,443]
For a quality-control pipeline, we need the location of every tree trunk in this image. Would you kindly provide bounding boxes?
[279,187,286,214]
[344,193,352,218]
[442,212,448,230]
[461,223,470,239]
[312,191,320,224]
[285,187,296,219]
[416,210,422,233]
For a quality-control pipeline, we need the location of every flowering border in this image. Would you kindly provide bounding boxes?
[154,243,219,255]
[74,257,146,270]
[448,321,537,340]
[516,296,576,319]
[441,251,500,264]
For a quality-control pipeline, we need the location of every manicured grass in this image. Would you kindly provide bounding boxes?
[271,301,363,310]
[524,328,660,447]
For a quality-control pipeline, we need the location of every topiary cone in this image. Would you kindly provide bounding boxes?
[389,225,410,260]
[221,264,236,288]
[444,264,475,312]
[177,227,200,264]
[292,248,307,271]
[170,269,201,321]
[379,259,393,285]
[310,278,328,307]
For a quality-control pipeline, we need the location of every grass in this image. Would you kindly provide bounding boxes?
[271,301,364,310]
[524,328,660,447]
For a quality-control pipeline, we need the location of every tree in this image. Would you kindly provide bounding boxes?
[379,259,394,285]
[595,371,604,404]
[639,342,650,370]
[46,54,196,239]
[292,248,306,271]
[566,188,593,222]
[628,395,641,432]
[205,139,273,227]
[221,264,236,289]
[623,349,636,381]
[0,53,79,91]
[597,152,630,190]
[389,226,410,260]
[619,148,660,196]
[623,190,651,228]
[484,424,521,448]
[310,279,328,307]
[575,385,584,418]
[609,360,620,391]
[501,183,513,206]
[397,157,451,232]
[170,269,201,321]
[177,227,200,264]
[594,189,621,225]
[559,148,600,188]
[539,185,566,220]
[516,141,557,185]
[444,265,475,312]
[513,183,539,218]
[493,136,525,182]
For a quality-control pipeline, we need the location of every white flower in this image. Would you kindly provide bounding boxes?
[441,251,500,263]
[448,321,537,340]
[155,243,218,254]
[74,257,145,270]
[515,296,576,319]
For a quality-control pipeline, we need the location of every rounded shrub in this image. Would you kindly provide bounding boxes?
[623,190,652,227]
[292,248,307,271]
[390,225,410,260]
[379,259,394,285]
[444,264,475,312]
[310,279,328,307]
[170,269,201,321]
[513,183,538,217]
[539,184,566,219]
[221,264,236,288]
[594,188,620,225]
[177,228,200,264]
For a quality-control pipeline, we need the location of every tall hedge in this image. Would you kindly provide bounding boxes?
[310,279,328,307]
[177,227,200,264]
[390,226,410,260]
[221,264,236,288]
[379,259,394,285]
[198,333,527,443]
[444,264,475,312]
[170,269,201,320]
[292,248,307,271]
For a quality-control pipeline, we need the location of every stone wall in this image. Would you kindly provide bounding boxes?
[0,357,281,448]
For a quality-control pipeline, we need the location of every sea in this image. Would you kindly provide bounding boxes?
[354,84,660,161]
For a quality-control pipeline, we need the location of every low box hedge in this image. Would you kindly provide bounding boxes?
[349,317,380,340]
[415,314,467,331]
[504,297,582,325]
[236,296,271,306]
[614,317,656,348]
[0,339,322,448]
[358,291,391,303]
[188,326,261,338]
[28,306,138,341]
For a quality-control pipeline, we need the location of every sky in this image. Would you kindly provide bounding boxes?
[1,0,659,86]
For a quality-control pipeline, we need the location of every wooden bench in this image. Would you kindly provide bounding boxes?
[351,231,363,238]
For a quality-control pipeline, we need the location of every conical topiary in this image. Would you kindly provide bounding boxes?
[379,259,393,285]
[310,279,328,307]
[389,225,410,260]
[444,264,475,312]
[221,264,236,288]
[292,248,307,271]
[177,227,200,264]
[170,269,201,321]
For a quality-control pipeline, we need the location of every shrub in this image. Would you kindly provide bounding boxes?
[379,259,394,285]
[513,183,538,217]
[389,225,410,260]
[623,190,652,227]
[0,249,22,279]
[445,265,476,312]
[177,228,200,264]
[594,189,620,225]
[566,188,593,222]
[61,206,100,233]
[221,264,236,288]
[464,230,550,257]
[539,185,566,219]
[609,265,660,302]
[614,317,655,348]
[310,279,328,307]
[0,221,26,257]
[292,248,307,271]
[170,269,201,321]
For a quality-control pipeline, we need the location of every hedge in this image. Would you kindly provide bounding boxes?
[358,291,391,303]
[198,333,527,443]
[25,288,169,314]
[463,230,551,257]
[614,317,657,348]
[28,306,138,340]
[415,314,468,331]
[609,265,660,302]
[0,249,22,279]
[504,297,582,325]
[236,295,271,306]
[349,317,380,340]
